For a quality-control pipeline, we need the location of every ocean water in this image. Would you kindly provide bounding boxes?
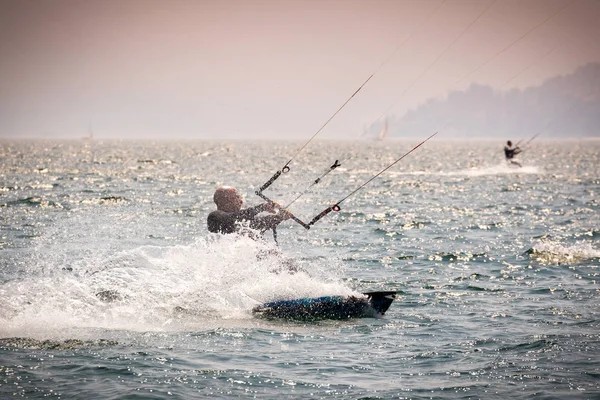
[0,138,598,399]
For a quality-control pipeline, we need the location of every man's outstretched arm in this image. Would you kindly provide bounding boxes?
[249,211,291,233]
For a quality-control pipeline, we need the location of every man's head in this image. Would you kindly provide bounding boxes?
[507,140,512,147]
[213,186,243,212]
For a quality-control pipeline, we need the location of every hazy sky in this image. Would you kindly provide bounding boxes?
[1,0,599,140]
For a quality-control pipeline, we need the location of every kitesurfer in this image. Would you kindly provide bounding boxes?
[207,186,291,235]
[504,140,522,167]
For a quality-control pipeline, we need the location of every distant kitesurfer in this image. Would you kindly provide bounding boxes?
[207,186,291,235]
[504,140,522,167]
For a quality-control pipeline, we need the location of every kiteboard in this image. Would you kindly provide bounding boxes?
[252,291,396,321]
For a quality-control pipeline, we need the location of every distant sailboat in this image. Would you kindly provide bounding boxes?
[83,122,93,141]
[377,118,388,141]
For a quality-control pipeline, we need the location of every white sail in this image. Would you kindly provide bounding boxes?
[83,122,93,141]
[377,118,388,141]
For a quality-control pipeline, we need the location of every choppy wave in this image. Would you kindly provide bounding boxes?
[0,337,118,350]
[1,196,64,208]
[79,196,130,205]
[526,241,600,265]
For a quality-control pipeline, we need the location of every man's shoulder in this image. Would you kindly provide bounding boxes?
[207,210,230,220]
[207,210,235,233]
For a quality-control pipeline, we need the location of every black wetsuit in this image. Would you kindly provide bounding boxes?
[504,146,521,160]
[207,203,285,234]
[504,145,522,167]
